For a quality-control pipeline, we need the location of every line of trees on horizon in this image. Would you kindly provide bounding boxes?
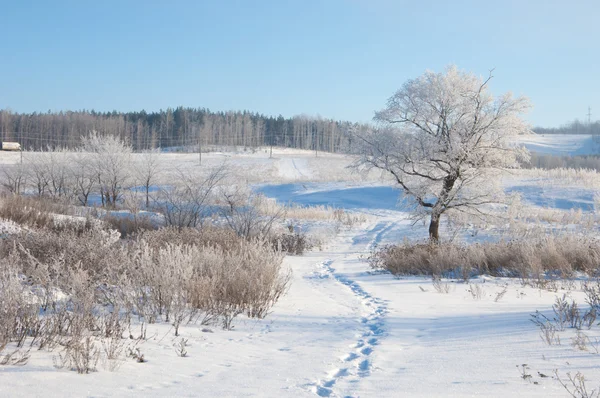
[2,106,598,154]
[0,108,372,153]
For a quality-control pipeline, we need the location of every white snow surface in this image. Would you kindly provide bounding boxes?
[517,133,600,156]
[2,145,600,396]
[1,213,596,397]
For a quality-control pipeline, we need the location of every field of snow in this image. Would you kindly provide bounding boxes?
[2,143,600,397]
[517,133,600,156]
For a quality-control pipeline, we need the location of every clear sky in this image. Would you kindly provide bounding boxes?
[1,0,598,127]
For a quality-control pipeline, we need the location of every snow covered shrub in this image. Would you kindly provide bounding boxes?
[125,232,289,330]
[182,240,288,329]
[201,241,289,326]
[126,242,195,329]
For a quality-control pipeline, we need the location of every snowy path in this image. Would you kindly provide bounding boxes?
[310,222,392,397]
[277,157,310,180]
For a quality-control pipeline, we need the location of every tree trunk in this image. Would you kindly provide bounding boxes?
[429,214,440,242]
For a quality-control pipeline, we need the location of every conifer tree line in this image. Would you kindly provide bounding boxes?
[0,108,371,152]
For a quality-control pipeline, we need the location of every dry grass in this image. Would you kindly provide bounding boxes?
[0,195,61,229]
[370,235,600,279]
[257,196,367,226]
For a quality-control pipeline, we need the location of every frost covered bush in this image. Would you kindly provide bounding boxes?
[0,257,36,362]
[127,239,289,330]
[2,221,290,336]
[370,235,600,278]
[2,228,125,281]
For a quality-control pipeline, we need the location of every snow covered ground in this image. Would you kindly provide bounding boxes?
[2,145,600,397]
[2,214,594,397]
[517,133,600,156]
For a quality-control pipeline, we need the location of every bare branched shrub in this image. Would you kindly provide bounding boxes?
[468,284,485,300]
[0,347,30,366]
[55,335,100,374]
[156,166,226,229]
[432,277,451,294]
[583,280,600,311]
[220,189,283,239]
[553,295,572,331]
[271,232,313,255]
[103,212,156,238]
[173,338,188,357]
[555,370,600,398]
[101,337,125,372]
[531,311,561,346]
[572,330,591,352]
[126,346,146,363]
[494,286,508,302]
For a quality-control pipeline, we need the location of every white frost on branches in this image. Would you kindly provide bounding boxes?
[355,65,532,240]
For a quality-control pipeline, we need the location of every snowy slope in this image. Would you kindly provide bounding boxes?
[517,134,600,156]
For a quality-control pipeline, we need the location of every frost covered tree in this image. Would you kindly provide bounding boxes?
[356,66,531,241]
[82,132,132,208]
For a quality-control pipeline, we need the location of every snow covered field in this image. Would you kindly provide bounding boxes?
[517,133,600,156]
[1,145,600,397]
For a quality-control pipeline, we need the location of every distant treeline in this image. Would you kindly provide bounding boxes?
[0,108,372,152]
[524,153,600,171]
[534,119,600,135]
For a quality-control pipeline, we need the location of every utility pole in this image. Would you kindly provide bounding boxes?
[588,106,592,125]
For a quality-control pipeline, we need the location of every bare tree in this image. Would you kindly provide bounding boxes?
[2,164,26,195]
[25,153,51,197]
[134,149,162,209]
[355,66,531,241]
[70,149,97,206]
[46,149,70,199]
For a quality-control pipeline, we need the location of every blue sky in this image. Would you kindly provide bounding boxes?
[1,0,598,127]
